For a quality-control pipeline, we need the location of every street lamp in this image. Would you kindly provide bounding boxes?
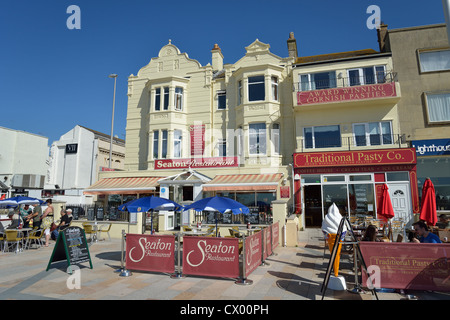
[108,74,118,169]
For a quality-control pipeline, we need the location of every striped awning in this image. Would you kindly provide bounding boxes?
[83,177,162,195]
[203,173,282,192]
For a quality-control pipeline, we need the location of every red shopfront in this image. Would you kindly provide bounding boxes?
[293,148,419,227]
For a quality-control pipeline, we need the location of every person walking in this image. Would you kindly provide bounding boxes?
[40,199,54,247]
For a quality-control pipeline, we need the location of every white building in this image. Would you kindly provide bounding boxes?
[0,126,48,198]
[44,125,125,204]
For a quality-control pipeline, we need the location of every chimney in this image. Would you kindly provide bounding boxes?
[287,32,298,58]
[211,44,223,71]
[377,23,390,52]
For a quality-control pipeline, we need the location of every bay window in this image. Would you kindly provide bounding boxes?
[174,130,182,158]
[248,76,265,101]
[175,87,183,111]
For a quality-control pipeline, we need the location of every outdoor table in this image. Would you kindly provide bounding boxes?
[3,228,31,253]
[84,222,101,242]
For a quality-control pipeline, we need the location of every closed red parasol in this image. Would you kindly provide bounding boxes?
[419,178,437,226]
[378,184,395,222]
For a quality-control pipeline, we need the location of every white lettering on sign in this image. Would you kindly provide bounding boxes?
[186,240,236,267]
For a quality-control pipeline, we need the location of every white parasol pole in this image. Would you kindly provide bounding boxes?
[443,0,450,45]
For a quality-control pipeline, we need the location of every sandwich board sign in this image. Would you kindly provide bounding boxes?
[46,226,93,274]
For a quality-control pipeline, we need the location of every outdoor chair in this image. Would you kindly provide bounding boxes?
[98,223,112,241]
[83,224,97,242]
[0,232,4,252]
[182,226,192,232]
[26,228,43,249]
[4,230,24,253]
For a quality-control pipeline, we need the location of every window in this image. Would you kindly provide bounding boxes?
[161,130,168,158]
[272,123,280,154]
[155,88,161,111]
[425,92,450,123]
[271,76,278,101]
[348,66,386,86]
[304,125,341,149]
[218,90,226,109]
[248,76,265,101]
[249,123,266,154]
[217,139,226,157]
[175,87,183,111]
[163,87,169,110]
[174,130,182,158]
[300,71,336,91]
[419,49,450,72]
[153,131,159,159]
[238,81,242,105]
[353,121,393,146]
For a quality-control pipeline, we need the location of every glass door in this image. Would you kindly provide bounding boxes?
[322,184,348,216]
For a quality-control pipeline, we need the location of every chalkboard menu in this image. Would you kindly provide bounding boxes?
[96,207,104,221]
[87,207,95,221]
[46,226,93,274]
[109,207,118,221]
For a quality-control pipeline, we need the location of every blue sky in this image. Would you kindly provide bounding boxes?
[0,0,447,145]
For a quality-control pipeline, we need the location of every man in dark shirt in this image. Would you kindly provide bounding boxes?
[52,209,73,240]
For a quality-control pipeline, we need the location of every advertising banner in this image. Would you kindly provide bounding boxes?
[297,82,397,106]
[294,148,416,168]
[155,157,238,170]
[126,234,175,273]
[360,242,450,291]
[183,236,240,278]
[264,227,273,258]
[245,232,262,278]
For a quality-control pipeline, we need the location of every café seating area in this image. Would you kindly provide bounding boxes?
[1,227,46,253]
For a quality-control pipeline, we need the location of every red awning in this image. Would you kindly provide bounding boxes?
[202,173,282,192]
[83,177,162,195]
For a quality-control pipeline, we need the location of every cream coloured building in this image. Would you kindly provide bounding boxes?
[86,38,297,231]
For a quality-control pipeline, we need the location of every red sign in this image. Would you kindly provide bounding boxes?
[155,157,238,170]
[264,227,272,258]
[297,83,397,106]
[245,232,262,278]
[294,148,416,168]
[360,242,450,291]
[190,124,205,156]
[280,186,290,198]
[125,234,175,273]
[182,236,240,278]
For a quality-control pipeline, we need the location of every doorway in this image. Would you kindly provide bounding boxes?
[304,185,322,227]
[388,183,413,226]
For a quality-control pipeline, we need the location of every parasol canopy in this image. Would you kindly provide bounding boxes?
[0,196,45,208]
[118,196,182,212]
[377,184,395,222]
[419,178,437,226]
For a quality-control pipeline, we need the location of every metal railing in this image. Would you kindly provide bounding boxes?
[293,71,397,92]
[298,134,407,152]
[192,206,273,225]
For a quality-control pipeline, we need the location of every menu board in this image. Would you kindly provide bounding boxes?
[46,226,92,274]
[87,207,95,220]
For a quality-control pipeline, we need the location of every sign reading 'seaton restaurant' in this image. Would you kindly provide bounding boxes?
[412,139,450,156]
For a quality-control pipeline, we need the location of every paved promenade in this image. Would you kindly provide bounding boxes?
[0,228,449,302]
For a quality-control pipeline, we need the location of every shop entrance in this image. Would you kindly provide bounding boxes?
[304,185,322,227]
[388,183,412,226]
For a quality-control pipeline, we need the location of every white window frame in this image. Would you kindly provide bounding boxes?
[249,123,267,155]
[272,123,280,154]
[161,130,168,159]
[154,88,161,111]
[248,75,265,102]
[173,129,182,158]
[238,80,242,105]
[153,130,159,159]
[347,65,386,86]
[217,90,226,110]
[174,87,183,111]
[352,121,393,146]
[303,125,341,149]
[424,91,450,123]
[418,48,450,73]
[271,76,279,101]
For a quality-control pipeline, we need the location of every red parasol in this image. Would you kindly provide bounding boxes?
[419,178,437,226]
[377,184,395,222]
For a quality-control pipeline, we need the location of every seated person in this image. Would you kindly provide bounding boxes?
[412,221,442,243]
[436,214,449,229]
[51,209,73,240]
[361,224,384,242]
[6,209,22,229]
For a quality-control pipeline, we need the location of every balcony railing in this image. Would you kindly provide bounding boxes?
[293,71,397,92]
[298,134,407,152]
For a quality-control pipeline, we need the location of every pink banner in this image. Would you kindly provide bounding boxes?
[182,236,240,278]
[126,234,175,273]
[245,232,262,278]
[297,82,397,105]
[360,242,450,291]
